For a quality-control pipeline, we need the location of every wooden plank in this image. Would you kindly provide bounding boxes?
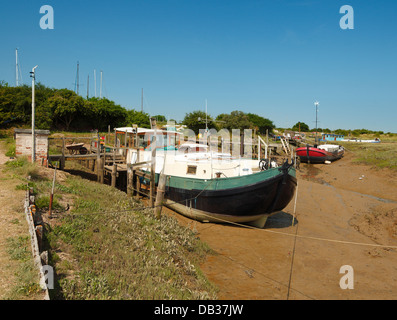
[127,161,152,168]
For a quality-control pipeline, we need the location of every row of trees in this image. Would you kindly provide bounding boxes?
[0,82,278,135]
[0,82,151,131]
[288,121,386,136]
[182,110,275,135]
[8,81,386,137]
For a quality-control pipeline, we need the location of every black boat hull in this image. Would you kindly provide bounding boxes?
[163,168,297,227]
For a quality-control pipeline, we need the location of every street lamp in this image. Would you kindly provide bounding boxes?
[30,65,38,163]
[314,101,319,144]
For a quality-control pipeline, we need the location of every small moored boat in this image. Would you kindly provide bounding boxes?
[296,144,344,164]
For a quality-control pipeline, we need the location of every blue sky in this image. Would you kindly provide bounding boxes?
[1,0,396,132]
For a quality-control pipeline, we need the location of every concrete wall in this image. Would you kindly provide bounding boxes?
[14,129,50,162]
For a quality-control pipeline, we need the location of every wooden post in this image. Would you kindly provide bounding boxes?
[154,151,167,219]
[61,137,65,170]
[127,167,133,197]
[240,132,244,157]
[97,132,101,182]
[150,118,157,208]
[154,173,167,219]
[111,163,117,187]
[135,171,141,200]
[258,135,261,160]
[48,167,56,218]
[97,157,104,183]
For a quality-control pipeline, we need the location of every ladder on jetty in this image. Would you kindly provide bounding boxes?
[280,137,291,155]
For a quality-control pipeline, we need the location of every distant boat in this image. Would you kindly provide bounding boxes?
[320,133,345,142]
[296,144,345,164]
[342,138,381,143]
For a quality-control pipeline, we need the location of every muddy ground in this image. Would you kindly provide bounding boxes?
[166,151,397,300]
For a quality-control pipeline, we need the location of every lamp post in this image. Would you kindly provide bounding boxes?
[30,66,38,163]
[314,101,319,144]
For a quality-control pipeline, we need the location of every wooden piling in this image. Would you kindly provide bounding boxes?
[48,167,56,217]
[61,137,65,170]
[150,118,157,208]
[111,163,117,187]
[154,173,167,219]
[127,168,133,197]
[96,133,101,182]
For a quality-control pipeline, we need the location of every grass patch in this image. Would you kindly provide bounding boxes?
[42,176,217,300]
[308,134,397,171]
[47,177,216,300]
[339,140,397,170]
[1,134,16,157]
[4,157,44,181]
[5,236,42,298]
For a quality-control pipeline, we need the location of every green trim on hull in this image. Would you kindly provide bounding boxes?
[148,167,296,191]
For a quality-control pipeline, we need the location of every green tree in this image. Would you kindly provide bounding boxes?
[153,115,167,122]
[246,113,275,134]
[182,110,216,135]
[216,110,251,132]
[86,98,128,131]
[292,122,309,132]
[0,84,31,126]
[126,110,151,128]
[49,89,85,131]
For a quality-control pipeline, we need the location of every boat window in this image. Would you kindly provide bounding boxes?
[138,135,146,148]
[187,165,197,175]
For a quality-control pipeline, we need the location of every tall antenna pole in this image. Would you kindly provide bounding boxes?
[141,88,143,112]
[87,74,89,99]
[16,48,19,87]
[30,66,38,163]
[94,69,97,97]
[205,99,208,132]
[75,61,80,95]
[314,101,319,144]
[100,70,103,98]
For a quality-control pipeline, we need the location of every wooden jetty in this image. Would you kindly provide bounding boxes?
[46,126,296,213]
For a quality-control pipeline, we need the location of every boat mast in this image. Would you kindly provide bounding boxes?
[141,88,144,112]
[94,69,97,97]
[75,61,80,95]
[16,48,19,87]
[205,99,208,132]
[100,70,103,98]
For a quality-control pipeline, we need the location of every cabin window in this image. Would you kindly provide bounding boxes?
[187,165,197,175]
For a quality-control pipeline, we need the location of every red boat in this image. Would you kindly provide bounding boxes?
[296,144,344,164]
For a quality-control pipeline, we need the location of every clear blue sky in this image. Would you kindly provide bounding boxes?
[1,0,396,132]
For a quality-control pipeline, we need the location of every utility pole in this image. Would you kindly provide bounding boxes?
[94,69,97,97]
[76,61,80,95]
[30,66,38,163]
[141,88,143,112]
[314,101,319,144]
[87,74,89,99]
[100,70,103,98]
[16,48,19,87]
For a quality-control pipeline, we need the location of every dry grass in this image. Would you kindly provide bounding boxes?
[338,135,397,170]
[41,174,217,300]
[303,133,397,171]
